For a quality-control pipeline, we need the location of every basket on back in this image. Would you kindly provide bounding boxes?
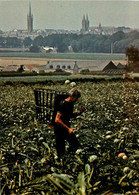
[34,88,68,125]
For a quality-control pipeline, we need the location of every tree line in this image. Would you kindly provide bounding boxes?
[1,30,139,53]
[126,45,139,72]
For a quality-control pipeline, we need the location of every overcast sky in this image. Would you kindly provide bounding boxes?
[0,0,139,31]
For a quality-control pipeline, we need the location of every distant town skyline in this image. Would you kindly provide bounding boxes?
[0,0,139,31]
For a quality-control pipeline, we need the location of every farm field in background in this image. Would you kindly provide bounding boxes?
[0,80,139,194]
[0,75,122,83]
[0,52,126,67]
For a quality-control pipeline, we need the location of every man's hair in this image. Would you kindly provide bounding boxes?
[69,88,81,98]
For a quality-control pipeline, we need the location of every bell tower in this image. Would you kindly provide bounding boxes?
[81,14,89,32]
[27,2,33,33]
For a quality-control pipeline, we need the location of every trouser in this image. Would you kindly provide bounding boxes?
[54,125,79,157]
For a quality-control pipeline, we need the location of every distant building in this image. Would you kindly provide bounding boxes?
[46,61,79,74]
[19,64,47,73]
[76,60,126,73]
[88,24,132,35]
[81,14,89,33]
[0,65,19,72]
[116,26,131,34]
[41,46,57,53]
[27,2,33,33]
[0,60,127,74]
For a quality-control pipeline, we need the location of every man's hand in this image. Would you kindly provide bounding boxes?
[79,106,85,114]
[68,128,76,134]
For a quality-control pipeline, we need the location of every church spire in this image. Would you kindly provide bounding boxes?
[27,2,33,33]
[86,14,88,21]
[81,14,89,32]
[29,2,32,16]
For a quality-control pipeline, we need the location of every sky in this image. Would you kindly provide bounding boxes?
[0,0,139,31]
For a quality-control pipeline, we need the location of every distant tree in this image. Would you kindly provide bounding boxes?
[132,39,139,49]
[5,37,22,48]
[80,69,90,74]
[71,40,78,52]
[57,43,68,52]
[33,35,44,46]
[125,45,139,72]
[16,31,139,53]
[0,37,6,47]
[111,31,125,42]
[126,45,139,63]
[95,39,105,53]
[126,30,139,41]
[43,35,55,47]
[114,39,130,53]
[80,35,92,52]
[23,37,32,47]
[103,38,111,53]
[29,45,40,52]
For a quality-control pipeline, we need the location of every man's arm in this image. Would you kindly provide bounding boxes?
[55,112,75,134]
[72,106,85,118]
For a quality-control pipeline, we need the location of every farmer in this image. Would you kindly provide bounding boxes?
[54,88,85,157]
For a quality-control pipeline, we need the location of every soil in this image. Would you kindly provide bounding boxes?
[0,57,126,66]
[0,57,47,66]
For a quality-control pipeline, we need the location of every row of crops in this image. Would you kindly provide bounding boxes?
[0,52,125,60]
[0,80,139,194]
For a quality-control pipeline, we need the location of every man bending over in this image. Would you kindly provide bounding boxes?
[54,88,84,157]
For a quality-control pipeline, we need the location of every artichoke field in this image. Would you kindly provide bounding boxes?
[0,80,139,195]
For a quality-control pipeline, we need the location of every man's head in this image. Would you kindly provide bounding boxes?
[69,88,81,102]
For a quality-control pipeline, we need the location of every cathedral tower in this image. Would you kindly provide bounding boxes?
[82,15,86,32]
[86,14,89,31]
[81,14,89,32]
[27,2,33,33]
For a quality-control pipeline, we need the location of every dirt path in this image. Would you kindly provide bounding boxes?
[0,57,47,66]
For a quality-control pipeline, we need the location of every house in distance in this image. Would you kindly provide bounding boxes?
[46,60,79,74]
[0,60,126,74]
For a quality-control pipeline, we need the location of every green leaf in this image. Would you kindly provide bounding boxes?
[85,164,91,175]
[29,146,39,153]
[46,174,74,194]
[78,172,86,195]
[42,142,51,154]
[52,173,79,194]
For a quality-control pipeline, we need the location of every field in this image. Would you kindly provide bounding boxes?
[0,52,126,61]
[0,75,123,83]
[0,80,139,194]
[0,57,46,66]
[0,52,126,70]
